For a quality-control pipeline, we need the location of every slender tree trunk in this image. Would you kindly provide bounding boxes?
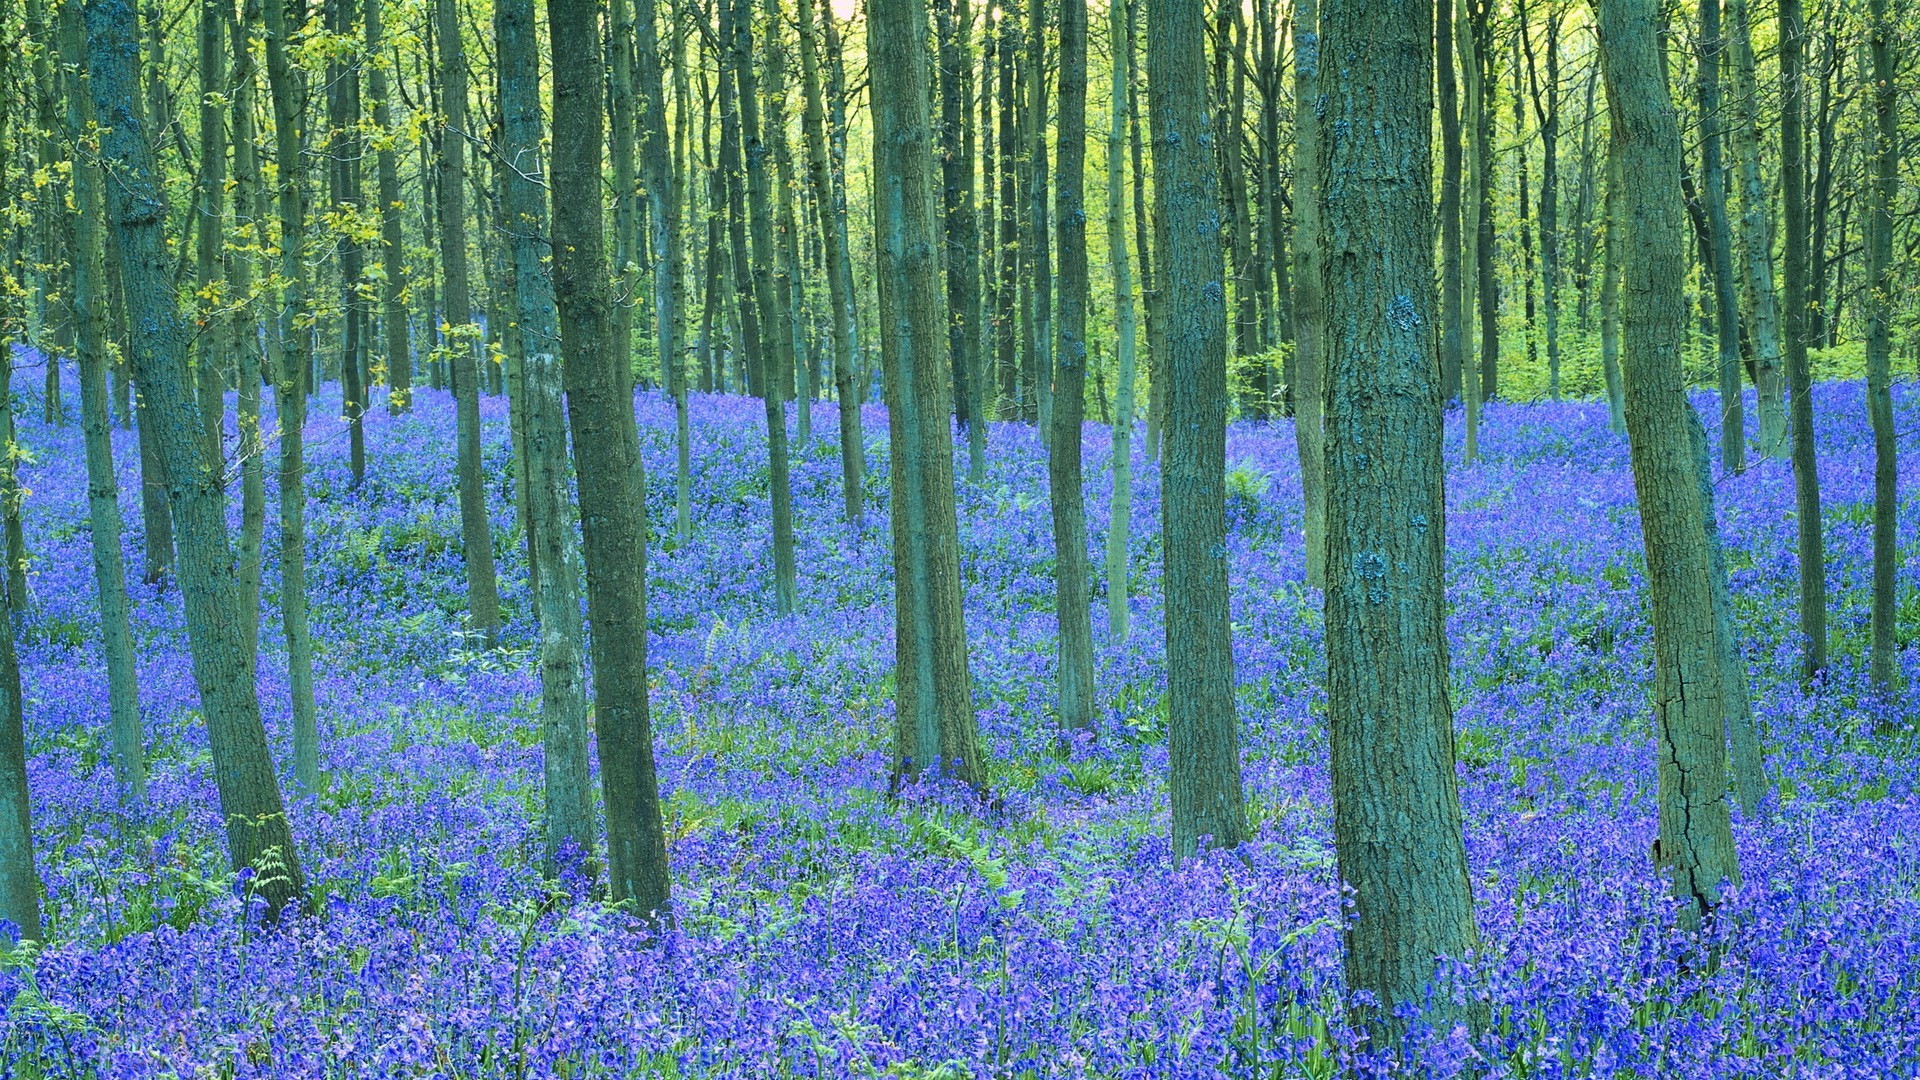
[60,0,145,808]
[329,0,367,485]
[0,45,36,930]
[718,27,764,402]
[1319,0,1480,1050]
[1571,61,1599,326]
[497,0,597,880]
[87,0,309,919]
[1129,4,1159,463]
[549,0,673,921]
[611,0,640,395]
[767,0,811,439]
[262,0,321,796]
[637,0,683,502]
[870,0,986,791]
[1522,4,1561,400]
[1596,0,1742,927]
[1437,0,1464,406]
[937,0,985,481]
[1291,0,1325,587]
[1149,0,1246,857]
[1027,0,1052,432]
[224,0,271,672]
[1865,0,1897,696]
[195,0,227,469]
[996,8,1021,422]
[369,0,411,413]
[1105,0,1136,643]
[1727,0,1785,457]
[799,0,865,526]
[731,0,799,616]
[1779,0,1826,681]
[1472,0,1498,402]
[1697,0,1745,473]
[435,0,502,647]
[1047,0,1094,734]
[1457,0,1483,458]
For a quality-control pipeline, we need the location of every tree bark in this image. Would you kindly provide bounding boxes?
[870,0,986,791]
[549,0,673,921]
[369,0,411,413]
[1596,0,1742,927]
[937,0,986,481]
[1149,0,1246,858]
[87,0,309,919]
[1319,0,1480,1049]
[1437,0,1464,406]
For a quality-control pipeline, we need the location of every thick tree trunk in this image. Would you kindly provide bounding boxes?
[1291,0,1325,587]
[870,0,986,791]
[1778,0,1826,681]
[1319,0,1480,1050]
[60,0,146,808]
[1597,0,1742,927]
[262,0,321,796]
[436,0,503,648]
[549,0,673,921]
[1048,0,1094,735]
[87,0,308,919]
[1149,0,1246,858]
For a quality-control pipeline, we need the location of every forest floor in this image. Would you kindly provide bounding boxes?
[1,362,1916,1077]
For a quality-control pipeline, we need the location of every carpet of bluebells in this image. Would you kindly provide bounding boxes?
[0,349,1916,1077]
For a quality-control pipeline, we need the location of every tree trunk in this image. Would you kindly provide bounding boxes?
[328,0,367,485]
[227,0,271,672]
[937,0,985,482]
[1130,3,1160,465]
[1596,0,1742,927]
[1727,0,1786,456]
[497,0,598,880]
[1437,0,1464,406]
[1522,3,1561,400]
[1105,0,1136,643]
[60,0,146,808]
[1048,0,1094,735]
[195,0,227,468]
[1319,0,1480,1049]
[638,0,685,544]
[369,0,411,413]
[86,0,309,919]
[996,7,1021,422]
[610,0,640,395]
[1027,0,1052,432]
[549,0,673,921]
[1149,0,1246,858]
[1697,0,1745,474]
[1778,0,1826,682]
[437,0,503,648]
[767,0,811,440]
[870,0,986,791]
[1456,0,1483,458]
[1865,0,1897,695]
[798,0,865,527]
[730,0,799,616]
[262,0,321,796]
[1291,0,1325,587]
[1472,0,1498,402]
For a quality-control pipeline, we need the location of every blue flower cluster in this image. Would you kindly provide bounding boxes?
[1,352,1915,1077]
